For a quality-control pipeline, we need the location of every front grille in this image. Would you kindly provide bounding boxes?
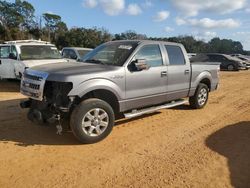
[20,70,48,101]
[29,83,40,90]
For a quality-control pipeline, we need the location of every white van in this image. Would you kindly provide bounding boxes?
[0,40,67,79]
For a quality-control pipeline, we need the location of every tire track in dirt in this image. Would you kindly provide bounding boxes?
[0,71,249,188]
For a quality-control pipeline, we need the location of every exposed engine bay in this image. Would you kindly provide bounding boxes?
[21,81,73,125]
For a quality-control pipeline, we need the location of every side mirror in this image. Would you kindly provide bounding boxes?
[9,53,17,60]
[131,59,149,71]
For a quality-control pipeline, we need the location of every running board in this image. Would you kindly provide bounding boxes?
[124,99,188,119]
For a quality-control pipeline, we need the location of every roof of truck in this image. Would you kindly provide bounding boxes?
[108,40,183,46]
[62,47,93,51]
[2,40,54,46]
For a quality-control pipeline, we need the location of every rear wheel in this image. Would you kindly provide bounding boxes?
[227,64,235,71]
[189,83,209,109]
[70,98,114,144]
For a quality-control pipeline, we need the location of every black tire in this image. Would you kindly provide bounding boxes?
[227,64,236,71]
[189,83,209,109]
[27,109,48,126]
[70,98,114,144]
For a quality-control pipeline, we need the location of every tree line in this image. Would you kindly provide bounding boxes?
[0,0,248,55]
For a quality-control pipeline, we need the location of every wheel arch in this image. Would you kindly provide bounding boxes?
[68,79,123,100]
[68,79,124,119]
[199,77,211,91]
[193,71,212,91]
[81,89,120,113]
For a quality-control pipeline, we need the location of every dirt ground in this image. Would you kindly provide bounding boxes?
[0,71,249,188]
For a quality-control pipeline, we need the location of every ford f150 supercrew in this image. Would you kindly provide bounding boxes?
[20,40,220,144]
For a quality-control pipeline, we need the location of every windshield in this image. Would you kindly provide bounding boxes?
[20,45,62,60]
[82,41,138,66]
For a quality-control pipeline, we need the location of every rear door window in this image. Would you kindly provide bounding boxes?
[165,45,186,65]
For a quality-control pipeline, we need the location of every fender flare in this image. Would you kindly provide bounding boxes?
[192,71,212,89]
[68,79,123,100]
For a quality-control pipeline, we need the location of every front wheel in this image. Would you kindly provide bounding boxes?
[70,98,114,144]
[189,83,209,109]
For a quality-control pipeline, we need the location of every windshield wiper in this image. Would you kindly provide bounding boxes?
[85,59,107,65]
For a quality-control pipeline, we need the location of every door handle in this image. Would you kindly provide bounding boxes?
[0,60,1,65]
[161,71,167,77]
[184,70,190,74]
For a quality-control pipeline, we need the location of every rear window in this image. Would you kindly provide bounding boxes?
[165,45,185,65]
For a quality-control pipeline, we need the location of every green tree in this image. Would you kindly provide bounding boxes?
[15,0,36,30]
[0,1,23,28]
[43,13,61,31]
[114,30,147,40]
[54,21,68,49]
[43,13,62,41]
[208,38,244,54]
[0,0,38,40]
[58,27,112,49]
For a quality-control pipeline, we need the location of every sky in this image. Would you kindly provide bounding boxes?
[13,0,250,50]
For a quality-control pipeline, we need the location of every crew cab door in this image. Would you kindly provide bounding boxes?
[0,45,16,79]
[164,45,191,100]
[125,44,168,109]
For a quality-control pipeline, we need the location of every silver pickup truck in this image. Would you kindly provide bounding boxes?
[20,40,219,144]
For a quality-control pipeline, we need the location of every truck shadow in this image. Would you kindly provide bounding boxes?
[0,80,20,92]
[206,121,250,188]
[172,104,192,111]
[0,99,161,146]
[0,99,80,146]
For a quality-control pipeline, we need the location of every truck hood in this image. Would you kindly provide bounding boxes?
[22,59,67,68]
[30,62,120,82]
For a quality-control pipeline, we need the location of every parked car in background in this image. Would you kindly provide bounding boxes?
[187,53,196,59]
[230,54,250,69]
[190,53,248,71]
[20,40,219,144]
[230,54,248,58]
[62,47,92,62]
[0,40,66,79]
